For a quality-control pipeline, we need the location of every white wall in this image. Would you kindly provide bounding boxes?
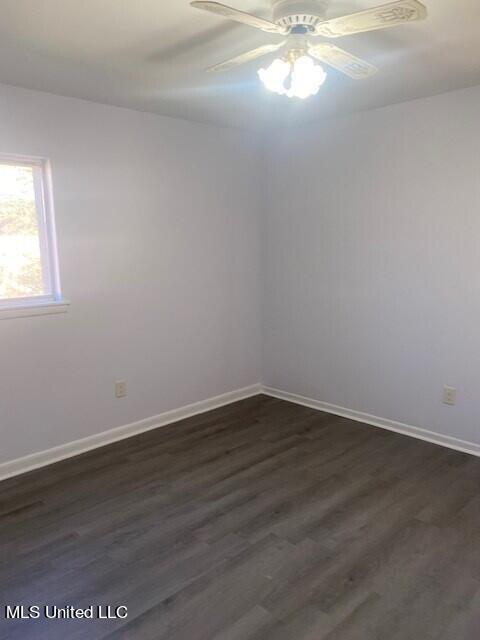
[264,85,480,445]
[0,84,262,465]
[3,80,480,469]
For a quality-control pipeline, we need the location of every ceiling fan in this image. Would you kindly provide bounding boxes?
[190,0,428,98]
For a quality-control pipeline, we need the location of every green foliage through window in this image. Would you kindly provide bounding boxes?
[0,164,44,299]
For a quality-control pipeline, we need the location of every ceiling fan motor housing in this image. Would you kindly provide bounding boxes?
[271,0,328,33]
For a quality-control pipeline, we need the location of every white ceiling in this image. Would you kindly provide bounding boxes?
[0,0,479,130]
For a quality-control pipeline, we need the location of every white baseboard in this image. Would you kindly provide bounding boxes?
[262,386,480,458]
[0,384,262,482]
[3,382,478,482]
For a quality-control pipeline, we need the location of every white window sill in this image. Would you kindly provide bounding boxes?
[0,300,70,320]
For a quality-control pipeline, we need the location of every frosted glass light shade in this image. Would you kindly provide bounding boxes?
[258,55,326,99]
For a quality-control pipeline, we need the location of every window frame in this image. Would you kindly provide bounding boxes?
[0,153,67,318]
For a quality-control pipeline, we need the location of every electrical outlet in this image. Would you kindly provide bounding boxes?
[443,386,456,406]
[115,381,127,399]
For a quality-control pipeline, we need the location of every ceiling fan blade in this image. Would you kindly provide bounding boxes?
[208,42,286,72]
[190,1,286,34]
[309,43,377,79]
[315,0,427,38]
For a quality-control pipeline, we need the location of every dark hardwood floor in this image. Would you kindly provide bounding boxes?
[1,394,480,639]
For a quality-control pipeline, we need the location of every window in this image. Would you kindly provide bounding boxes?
[0,155,66,318]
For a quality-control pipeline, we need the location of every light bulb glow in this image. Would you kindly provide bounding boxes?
[258,58,290,96]
[258,55,326,99]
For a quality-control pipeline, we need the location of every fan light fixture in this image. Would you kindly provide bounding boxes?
[191,0,429,92]
[258,54,326,99]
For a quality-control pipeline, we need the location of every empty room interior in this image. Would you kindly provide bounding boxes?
[2,0,480,638]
